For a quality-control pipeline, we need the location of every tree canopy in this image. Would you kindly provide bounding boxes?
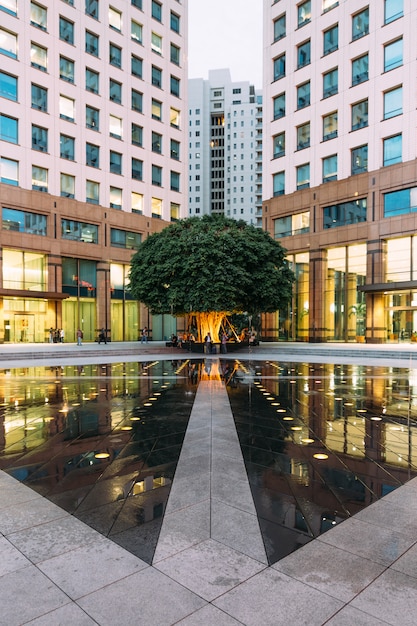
[128,215,295,340]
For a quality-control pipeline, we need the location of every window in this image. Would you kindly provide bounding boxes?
[131,157,142,180]
[0,157,18,185]
[170,107,180,127]
[324,199,367,228]
[384,38,403,72]
[274,14,286,41]
[86,179,99,204]
[352,54,368,86]
[59,17,74,43]
[31,83,47,111]
[273,93,285,119]
[323,68,338,98]
[60,56,74,83]
[111,228,141,250]
[152,65,162,87]
[131,123,143,146]
[274,211,310,237]
[60,173,75,198]
[109,114,122,138]
[132,89,143,112]
[109,7,121,32]
[110,43,121,68]
[170,43,180,65]
[170,11,180,33]
[151,0,162,21]
[3,249,47,290]
[86,68,99,94]
[296,163,310,189]
[298,1,311,26]
[152,164,162,186]
[60,95,74,121]
[131,0,142,7]
[171,203,180,221]
[152,197,162,218]
[351,145,368,174]
[171,138,180,160]
[273,172,285,196]
[0,28,17,59]
[322,155,337,182]
[323,24,338,55]
[323,111,337,140]
[352,8,369,40]
[273,54,285,80]
[110,150,122,175]
[2,207,46,235]
[132,192,143,213]
[151,32,162,54]
[110,186,122,209]
[323,0,338,12]
[1,72,17,101]
[384,86,402,120]
[0,114,18,143]
[31,43,47,70]
[351,100,368,131]
[385,0,403,24]
[171,75,180,97]
[32,165,48,192]
[152,131,162,153]
[383,134,402,166]
[384,187,417,217]
[110,79,122,103]
[131,54,142,77]
[297,40,310,68]
[152,99,162,120]
[85,0,98,19]
[273,132,285,158]
[171,171,180,192]
[85,30,99,56]
[86,143,99,167]
[62,219,98,243]
[131,20,142,43]
[86,105,99,130]
[1,0,17,16]
[297,122,310,150]
[297,81,310,109]
[31,2,47,30]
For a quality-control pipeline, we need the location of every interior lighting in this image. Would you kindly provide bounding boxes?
[370,416,382,421]
[301,438,315,444]
[144,402,152,406]
[313,453,329,460]
[121,426,132,431]
[94,452,110,459]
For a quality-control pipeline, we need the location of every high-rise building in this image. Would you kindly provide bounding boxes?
[0,0,188,343]
[188,70,262,226]
[263,0,417,343]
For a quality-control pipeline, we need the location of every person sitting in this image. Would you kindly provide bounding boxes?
[171,334,178,347]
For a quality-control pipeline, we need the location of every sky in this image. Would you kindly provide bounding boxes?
[188,0,263,88]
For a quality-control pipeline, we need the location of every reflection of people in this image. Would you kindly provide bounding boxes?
[221,332,227,354]
[171,333,178,347]
[204,333,212,354]
[76,328,83,346]
[141,327,148,344]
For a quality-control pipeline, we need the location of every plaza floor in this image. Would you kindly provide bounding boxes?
[1,342,417,625]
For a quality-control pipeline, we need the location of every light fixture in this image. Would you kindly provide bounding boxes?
[94,452,110,459]
[313,453,329,460]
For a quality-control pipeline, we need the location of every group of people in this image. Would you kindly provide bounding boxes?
[170,332,196,348]
[49,328,65,343]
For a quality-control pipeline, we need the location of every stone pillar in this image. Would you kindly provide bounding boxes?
[309,248,328,342]
[96,261,111,339]
[366,240,386,343]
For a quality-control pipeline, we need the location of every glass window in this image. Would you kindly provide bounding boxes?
[111,228,141,250]
[131,157,142,180]
[132,192,143,213]
[31,43,47,70]
[3,250,46,291]
[86,68,99,93]
[323,111,337,140]
[152,131,162,153]
[170,43,180,65]
[0,157,18,185]
[110,150,122,174]
[323,68,338,98]
[31,2,47,30]
[0,0,17,16]
[171,203,180,221]
[273,54,285,80]
[274,14,286,41]
[171,171,180,192]
[32,165,48,192]
[110,43,121,68]
[131,89,142,112]
[151,32,162,54]
[171,138,180,160]
[131,0,142,7]
[131,123,143,146]
[384,86,402,119]
[298,1,311,26]
[296,163,310,190]
[3,207,46,234]
[351,145,368,175]
[60,173,75,198]
[273,93,285,119]
[32,125,48,152]
[323,24,338,55]
[352,54,368,86]
[170,11,180,33]
[131,54,142,77]
[86,142,99,167]
[385,0,403,24]
[31,83,47,111]
[272,132,285,159]
[85,0,98,19]
[171,75,180,97]
[131,20,142,43]
[273,171,285,197]
[323,199,367,228]
[152,0,162,21]
[152,197,162,218]
[59,56,74,83]
[275,212,310,237]
[170,107,180,127]
[0,28,17,59]
[110,79,122,103]
[1,72,17,101]
[109,7,122,31]
[351,99,368,130]
[297,122,310,150]
[297,40,310,68]
[352,7,369,41]
[85,30,99,56]
[0,114,18,143]
[59,17,74,43]
[384,38,403,72]
[86,179,99,204]
[59,95,74,121]
[152,164,162,186]
[152,65,162,87]
[109,114,122,138]
[297,82,310,109]
[323,0,338,12]
[383,134,402,166]
[86,105,99,130]
[62,219,98,243]
[152,99,162,120]
[323,155,337,182]
[60,134,74,160]
[110,186,122,209]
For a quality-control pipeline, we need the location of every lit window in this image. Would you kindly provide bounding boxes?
[131,192,143,214]
[110,186,122,209]
[109,115,122,139]
[151,32,162,54]
[60,173,75,198]
[109,7,122,31]
[170,107,180,127]
[323,111,337,141]
[60,95,75,121]
[297,122,310,150]
[152,197,162,218]
[86,180,99,204]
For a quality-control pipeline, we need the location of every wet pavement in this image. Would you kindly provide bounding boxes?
[1,342,417,624]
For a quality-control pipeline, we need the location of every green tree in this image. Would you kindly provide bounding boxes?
[128,215,295,341]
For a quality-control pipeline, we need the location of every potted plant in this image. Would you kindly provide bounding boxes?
[349,303,366,342]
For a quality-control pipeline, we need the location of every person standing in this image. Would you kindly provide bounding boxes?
[76,328,83,346]
[98,328,107,344]
[60,328,65,343]
[49,328,54,343]
[221,332,228,353]
[141,327,148,344]
[204,332,212,354]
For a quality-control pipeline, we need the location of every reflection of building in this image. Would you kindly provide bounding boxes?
[263,1,417,343]
[0,0,188,342]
